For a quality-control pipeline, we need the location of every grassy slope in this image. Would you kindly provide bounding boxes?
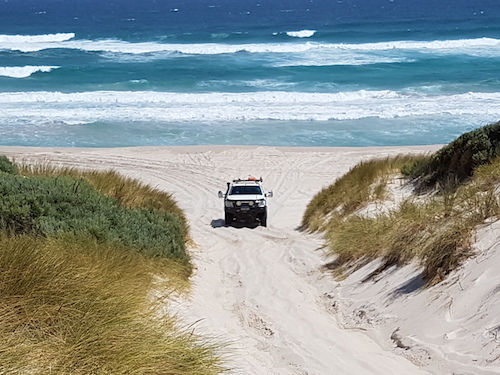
[0,157,226,375]
[302,122,500,286]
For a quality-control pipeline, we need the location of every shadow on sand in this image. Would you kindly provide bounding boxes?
[390,274,426,297]
[211,218,259,229]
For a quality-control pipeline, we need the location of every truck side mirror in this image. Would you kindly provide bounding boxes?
[218,191,224,198]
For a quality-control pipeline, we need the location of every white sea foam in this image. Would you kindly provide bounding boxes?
[286,30,316,38]
[129,79,149,84]
[63,39,315,55]
[271,54,412,67]
[1,90,499,124]
[62,120,93,126]
[196,79,296,90]
[0,66,60,78]
[0,33,75,43]
[3,33,499,58]
[338,37,500,57]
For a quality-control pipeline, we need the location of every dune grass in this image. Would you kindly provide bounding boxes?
[0,157,226,374]
[302,154,428,232]
[0,235,225,375]
[323,198,476,285]
[303,123,500,285]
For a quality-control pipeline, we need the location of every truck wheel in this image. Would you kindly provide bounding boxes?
[261,213,267,227]
[225,212,233,226]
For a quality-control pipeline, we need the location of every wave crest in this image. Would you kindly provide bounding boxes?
[0,33,75,44]
[0,66,60,78]
[1,90,499,123]
[2,34,498,60]
[286,30,316,38]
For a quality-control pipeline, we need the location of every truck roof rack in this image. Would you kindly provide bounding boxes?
[232,177,263,183]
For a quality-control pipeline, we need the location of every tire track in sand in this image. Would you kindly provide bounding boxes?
[0,145,437,375]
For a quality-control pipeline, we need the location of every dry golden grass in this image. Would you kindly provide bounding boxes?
[0,235,226,375]
[305,154,500,286]
[0,158,226,374]
[302,154,428,232]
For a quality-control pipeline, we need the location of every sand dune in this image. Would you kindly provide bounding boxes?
[2,145,498,374]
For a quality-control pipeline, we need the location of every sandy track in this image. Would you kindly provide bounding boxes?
[1,145,439,375]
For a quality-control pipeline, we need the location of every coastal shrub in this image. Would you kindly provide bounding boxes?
[19,163,189,241]
[0,155,18,174]
[400,154,431,178]
[413,121,500,191]
[0,173,188,263]
[0,235,225,374]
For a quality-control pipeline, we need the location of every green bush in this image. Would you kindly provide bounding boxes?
[19,164,190,242]
[414,121,500,190]
[0,174,188,263]
[0,155,18,174]
[400,155,431,178]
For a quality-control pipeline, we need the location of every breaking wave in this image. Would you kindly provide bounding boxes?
[1,90,499,123]
[1,33,499,58]
[0,33,75,43]
[286,30,316,38]
[0,66,60,78]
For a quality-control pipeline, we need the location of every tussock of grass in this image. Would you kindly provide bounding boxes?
[302,154,427,232]
[325,199,477,285]
[304,124,500,285]
[0,235,225,374]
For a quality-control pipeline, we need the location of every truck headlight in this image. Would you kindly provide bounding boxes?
[257,199,266,207]
[225,201,234,208]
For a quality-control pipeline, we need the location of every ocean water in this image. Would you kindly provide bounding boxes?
[0,0,499,147]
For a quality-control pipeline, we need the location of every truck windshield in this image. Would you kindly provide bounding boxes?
[230,186,262,195]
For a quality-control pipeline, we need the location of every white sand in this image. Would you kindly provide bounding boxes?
[2,144,499,374]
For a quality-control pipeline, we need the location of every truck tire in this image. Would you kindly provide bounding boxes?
[225,212,233,226]
[260,212,267,227]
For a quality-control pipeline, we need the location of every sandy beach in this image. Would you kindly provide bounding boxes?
[2,144,500,375]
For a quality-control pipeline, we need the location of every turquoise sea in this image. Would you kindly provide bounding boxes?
[0,0,499,147]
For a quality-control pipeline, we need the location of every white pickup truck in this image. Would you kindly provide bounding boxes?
[218,177,273,227]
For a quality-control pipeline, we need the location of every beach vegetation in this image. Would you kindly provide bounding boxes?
[0,157,226,374]
[303,122,500,286]
[408,121,500,191]
[0,172,188,263]
[18,163,189,239]
[0,154,18,174]
[302,154,426,232]
[0,235,225,374]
